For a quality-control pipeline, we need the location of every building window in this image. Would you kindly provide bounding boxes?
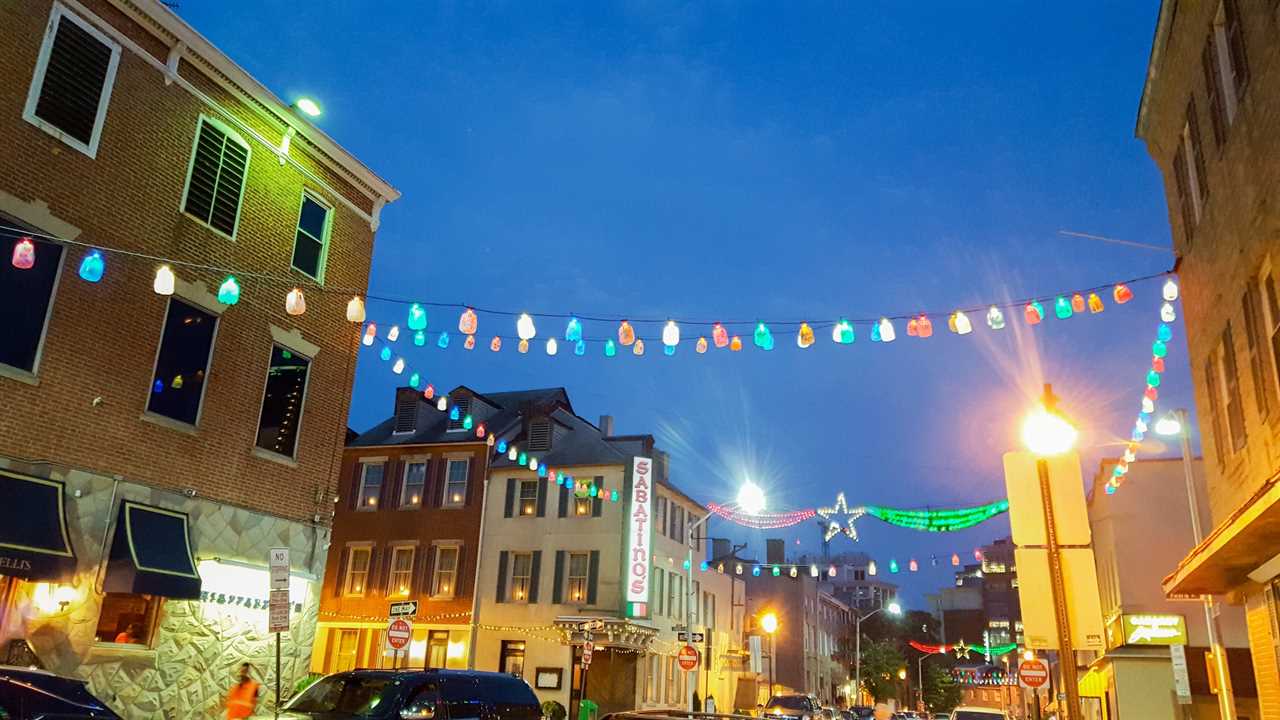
[291,191,332,281]
[499,640,526,678]
[853,569,865,581]
[24,4,121,157]
[566,552,589,603]
[1218,324,1248,452]
[432,545,459,598]
[401,461,426,508]
[427,630,449,669]
[665,656,677,703]
[526,418,552,451]
[443,459,469,507]
[667,574,678,619]
[332,628,359,672]
[574,491,592,516]
[389,546,415,596]
[181,116,250,238]
[655,497,667,536]
[509,552,533,602]
[446,396,472,431]
[1218,0,1249,110]
[518,480,538,516]
[255,344,311,458]
[654,567,664,616]
[94,592,158,645]
[1242,281,1272,419]
[344,546,371,596]
[356,463,384,510]
[1262,272,1280,401]
[0,232,63,374]
[147,298,218,426]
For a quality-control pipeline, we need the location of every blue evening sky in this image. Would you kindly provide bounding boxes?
[182,2,1180,606]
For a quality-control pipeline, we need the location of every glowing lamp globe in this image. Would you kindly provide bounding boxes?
[887,602,902,616]
[10,238,35,269]
[796,322,815,348]
[604,339,617,357]
[1161,302,1177,322]
[407,303,428,331]
[387,325,401,342]
[713,322,729,348]
[1087,293,1104,313]
[663,320,681,348]
[490,336,502,352]
[286,288,306,316]
[986,306,1006,330]
[729,336,743,351]
[546,337,558,356]
[458,307,478,335]
[736,481,766,515]
[833,318,855,344]
[760,612,778,634]
[78,250,104,282]
[379,347,391,361]
[950,311,973,335]
[362,324,377,346]
[696,337,708,353]
[1163,278,1179,301]
[1154,413,1182,437]
[153,265,176,295]
[575,340,586,356]
[1021,406,1078,456]
[1054,295,1072,320]
[753,322,774,350]
[437,396,448,411]
[565,317,583,342]
[877,318,896,342]
[518,339,529,354]
[392,358,405,374]
[633,339,645,356]
[516,313,536,340]
[346,296,366,323]
[618,320,636,346]
[294,97,322,117]
[867,561,877,576]
[437,331,450,349]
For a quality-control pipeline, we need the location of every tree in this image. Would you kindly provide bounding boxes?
[857,639,905,703]
[921,664,961,714]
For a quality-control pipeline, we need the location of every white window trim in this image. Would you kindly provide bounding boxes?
[141,296,220,431]
[0,237,65,385]
[291,189,333,284]
[431,543,461,599]
[442,458,469,508]
[399,456,429,509]
[517,479,539,517]
[1259,262,1280,403]
[356,460,385,511]
[388,545,416,597]
[23,3,122,159]
[566,551,589,604]
[343,544,372,597]
[252,340,313,462]
[178,114,251,241]
[508,551,533,603]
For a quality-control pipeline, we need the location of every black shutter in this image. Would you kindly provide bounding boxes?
[558,482,569,518]
[1244,282,1274,418]
[331,547,349,597]
[529,551,542,603]
[496,551,509,603]
[455,545,468,597]
[365,547,380,595]
[504,478,516,517]
[587,550,600,604]
[422,546,436,597]
[592,476,604,517]
[409,545,424,596]
[183,119,249,236]
[33,15,114,146]
[347,467,360,511]
[464,461,476,506]
[431,459,444,508]
[552,551,566,604]
[536,479,548,517]
[386,461,402,509]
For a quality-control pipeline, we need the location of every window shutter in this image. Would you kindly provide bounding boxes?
[380,547,395,596]
[552,551,566,604]
[378,462,395,510]
[387,461,403,509]
[1245,282,1274,418]
[410,545,424,596]
[1224,324,1248,451]
[455,545,468,597]
[1223,0,1249,94]
[587,550,600,605]
[348,467,360,511]
[33,14,115,146]
[496,551,509,603]
[504,478,516,517]
[528,418,552,451]
[1172,145,1194,241]
[464,462,475,506]
[557,482,569,518]
[183,119,249,236]
[536,479,548,517]
[529,551,542,603]
[365,547,380,595]
[1205,356,1227,462]
[592,476,604,517]
[1187,100,1208,206]
[1202,37,1226,148]
[332,547,349,597]
[393,394,417,433]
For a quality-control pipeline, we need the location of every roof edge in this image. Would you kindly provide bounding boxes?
[1135,0,1175,139]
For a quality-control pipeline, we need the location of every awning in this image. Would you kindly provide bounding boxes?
[553,615,658,651]
[104,501,200,599]
[1163,474,1280,597]
[0,470,76,581]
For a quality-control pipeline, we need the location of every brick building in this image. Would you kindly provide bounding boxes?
[1137,1,1280,717]
[0,0,396,716]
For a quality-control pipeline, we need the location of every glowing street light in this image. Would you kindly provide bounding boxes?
[887,602,902,616]
[1020,404,1078,456]
[760,611,779,635]
[737,480,767,515]
[294,97,322,117]
[1022,649,1035,662]
[897,668,907,680]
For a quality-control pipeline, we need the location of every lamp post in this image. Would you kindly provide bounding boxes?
[853,602,901,706]
[761,611,779,699]
[1156,409,1237,720]
[916,650,940,711]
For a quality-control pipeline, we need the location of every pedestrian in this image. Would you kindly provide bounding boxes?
[872,703,891,720]
[705,695,716,715]
[225,663,260,719]
[113,623,143,644]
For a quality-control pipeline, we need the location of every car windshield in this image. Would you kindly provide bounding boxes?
[285,675,395,716]
[952,713,1002,720]
[766,696,808,710]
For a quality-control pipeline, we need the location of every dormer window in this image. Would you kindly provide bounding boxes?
[526,417,552,451]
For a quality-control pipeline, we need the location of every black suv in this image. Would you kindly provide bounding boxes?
[281,669,541,720]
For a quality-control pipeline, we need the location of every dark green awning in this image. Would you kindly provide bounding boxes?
[0,469,76,581]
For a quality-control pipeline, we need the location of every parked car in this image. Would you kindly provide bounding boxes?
[0,665,121,719]
[948,708,1006,720]
[845,706,874,720]
[280,669,541,720]
[762,694,822,720]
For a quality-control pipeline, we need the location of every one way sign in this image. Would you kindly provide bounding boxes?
[677,631,704,643]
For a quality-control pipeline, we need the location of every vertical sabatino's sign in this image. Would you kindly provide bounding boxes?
[626,457,653,614]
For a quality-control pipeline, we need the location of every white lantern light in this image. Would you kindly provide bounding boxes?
[387,325,400,342]
[346,296,366,323]
[286,288,306,316]
[662,320,680,347]
[153,265,175,295]
[436,396,447,411]
[1161,302,1176,322]
[1162,278,1179,302]
[392,358,405,374]
[546,337,558,356]
[517,313,536,340]
[508,446,518,461]
[878,317,896,342]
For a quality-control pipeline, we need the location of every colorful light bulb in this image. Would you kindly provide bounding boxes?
[713,322,729,348]
[696,337,708,353]
[437,331,450,349]
[575,339,586,356]
[868,561,877,576]
[633,339,645,356]
[664,344,675,356]
[605,339,617,357]
[463,414,473,430]
[1152,357,1165,373]
[362,324,377,346]
[889,559,900,574]
[346,296,366,323]
[464,334,476,350]
[215,276,240,305]
[1145,386,1158,401]
[10,238,34,269]
[908,558,919,572]
[409,372,420,388]
[407,303,428,331]
[1141,396,1154,414]
[1054,295,1072,320]
[546,337,558,355]
[379,347,391,361]
[618,320,636,346]
[450,406,460,421]
[78,249,104,282]
[388,325,400,342]
[392,358,405,374]
[833,318,855,344]
[951,553,960,566]
[286,288,306,315]
[1163,278,1179,302]
[878,318,896,342]
[870,321,881,342]
[458,307,478,335]
[1087,292,1104,314]
[414,330,426,346]
[517,313,536,340]
[796,322,815,348]
[1161,302,1176,322]
[1152,340,1168,358]
[1071,293,1086,313]
[565,317,582,342]
[438,396,448,411]
[828,565,837,578]
[518,339,529,353]
[496,439,506,453]
[1157,323,1173,342]
[663,320,681,348]
[986,306,1006,330]
[1147,369,1162,387]
[1025,301,1044,325]
[771,565,780,577]
[490,336,502,352]
[729,336,743,351]
[1113,283,1133,304]
[949,311,973,335]
[907,317,918,337]
[507,446,517,461]
[916,315,933,338]
[477,423,486,438]
[754,322,774,350]
[153,265,175,295]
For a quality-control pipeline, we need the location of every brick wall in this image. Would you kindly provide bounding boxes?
[1246,590,1280,719]
[0,0,386,523]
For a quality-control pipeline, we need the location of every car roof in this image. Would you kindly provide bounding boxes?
[339,668,516,681]
[950,709,1005,715]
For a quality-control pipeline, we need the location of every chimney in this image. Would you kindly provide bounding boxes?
[766,538,785,565]
[599,414,615,436]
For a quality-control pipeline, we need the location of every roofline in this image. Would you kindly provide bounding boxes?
[111,0,399,204]
[344,439,490,452]
[1135,0,1175,139]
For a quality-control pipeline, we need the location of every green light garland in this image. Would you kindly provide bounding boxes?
[968,641,1018,656]
[863,499,1010,532]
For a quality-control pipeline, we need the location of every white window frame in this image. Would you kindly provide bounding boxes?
[1181,123,1204,224]
[0,236,65,383]
[388,545,415,597]
[1216,334,1246,454]
[400,458,428,508]
[252,335,314,462]
[432,544,460,599]
[566,551,589,603]
[356,460,385,511]
[442,458,469,508]
[517,479,538,517]
[1212,2,1241,123]
[143,296,221,430]
[344,544,372,597]
[508,552,533,603]
[178,114,251,241]
[1259,264,1280,402]
[23,3,121,159]
[291,189,333,283]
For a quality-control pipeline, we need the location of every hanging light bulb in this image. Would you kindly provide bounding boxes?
[618,320,636,346]
[986,306,1006,330]
[1025,301,1044,325]
[1071,293,1086,313]
[565,317,583,342]
[1147,369,1162,387]
[729,336,743,351]
[828,565,837,578]
[490,336,502,352]
[917,315,933,338]
[438,395,449,412]
[1161,302,1176,322]
[410,330,423,347]
[974,549,983,561]
[663,320,681,348]
[487,434,496,447]
[795,322,815,348]
[878,318,896,342]
[833,318,855,344]
[907,317,918,337]
[388,325,401,342]
[788,566,798,578]
[575,339,586,356]
[752,566,761,577]
[10,238,35,269]
[463,415,473,430]
[517,313,536,340]
[771,565,781,577]
[1113,283,1133,304]
[392,358,405,374]
[1087,292,1104,314]
[546,337,558,355]
[1054,295,1073,320]
[1145,386,1158,401]
[476,423,486,438]
[464,334,476,350]
[908,558,919,572]
[346,296,366,323]
[508,446,518,461]
[409,372,420,388]
[809,564,819,578]
[518,339,529,353]
[78,249,104,282]
[696,337,708,353]
[216,276,240,305]
[1157,323,1173,342]
[949,311,973,335]
[379,347,391,361]
[1163,278,1179,302]
[424,384,435,400]
[754,322,774,350]
[889,559,900,574]
[1152,340,1168,359]
[437,331,450,349]
[712,323,729,348]
[528,457,538,471]
[407,303,428,331]
[867,560,877,576]
[450,406,460,421]
[633,339,645,356]
[153,265,176,295]
[171,374,184,389]
[458,307,478,335]
[604,339,617,357]
[286,288,306,315]
[362,324,377,346]
[951,553,960,566]
[1152,356,1166,373]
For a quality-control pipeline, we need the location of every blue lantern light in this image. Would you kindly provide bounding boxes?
[752,566,762,577]
[407,303,427,331]
[414,330,426,346]
[565,317,583,342]
[497,440,507,453]
[575,340,586,356]
[78,249,105,282]
[438,331,450,349]
[409,372,420,389]
[538,464,547,478]
[379,347,391,361]
[449,406,460,421]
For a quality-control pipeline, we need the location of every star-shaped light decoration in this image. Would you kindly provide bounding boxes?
[816,492,866,542]
[954,640,971,660]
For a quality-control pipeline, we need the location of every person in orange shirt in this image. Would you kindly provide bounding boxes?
[225,663,260,719]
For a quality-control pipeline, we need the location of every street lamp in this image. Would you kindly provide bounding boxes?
[1156,409,1237,720]
[1020,404,1078,457]
[761,611,779,699]
[293,97,322,117]
[737,480,767,515]
[853,602,901,706]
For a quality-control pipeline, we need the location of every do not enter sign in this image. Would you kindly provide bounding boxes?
[387,618,412,650]
[1018,659,1049,689]
[678,644,700,671]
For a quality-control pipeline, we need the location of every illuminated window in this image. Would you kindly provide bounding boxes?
[499,640,525,678]
[574,492,591,516]
[509,552,532,602]
[443,459,469,507]
[567,552,588,602]
[344,546,371,596]
[401,461,426,508]
[389,546,415,596]
[332,628,359,672]
[518,480,538,516]
[356,463,384,510]
[291,191,331,281]
[147,298,218,426]
[432,545,459,598]
[95,593,158,646]
[427,630,449,669]
[255,344,311,458]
